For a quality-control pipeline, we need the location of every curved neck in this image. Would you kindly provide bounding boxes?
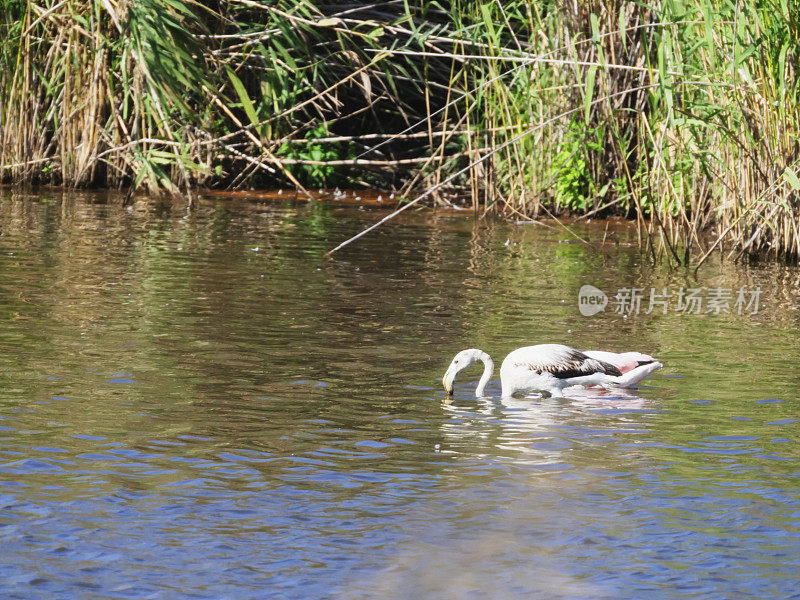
[474,353,494,397]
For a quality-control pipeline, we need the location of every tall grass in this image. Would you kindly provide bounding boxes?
[1,0,212,192]
[1,0,798,261]
[432,0,799,262]
[0,0,454,193]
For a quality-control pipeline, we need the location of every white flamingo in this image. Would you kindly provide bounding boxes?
[442,344,662,398]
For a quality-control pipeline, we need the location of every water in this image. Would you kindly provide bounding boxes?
[1,188,799,599]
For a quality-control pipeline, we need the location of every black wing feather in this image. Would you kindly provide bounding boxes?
[516,347,623,379]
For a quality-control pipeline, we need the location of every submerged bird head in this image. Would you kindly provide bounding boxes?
[442,349,492,395]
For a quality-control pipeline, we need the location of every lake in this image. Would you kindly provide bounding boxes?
[1,188,799,599]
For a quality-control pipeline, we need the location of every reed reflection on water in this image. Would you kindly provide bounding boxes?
[0,189,799,599]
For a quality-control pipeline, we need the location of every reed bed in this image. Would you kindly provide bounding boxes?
[1,0,798,261]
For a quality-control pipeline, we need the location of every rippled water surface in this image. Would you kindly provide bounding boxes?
[1,189,800,599]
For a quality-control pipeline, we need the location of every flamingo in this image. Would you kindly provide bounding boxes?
[442,344,662,397]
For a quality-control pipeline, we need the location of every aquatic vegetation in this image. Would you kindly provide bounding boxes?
[0,0,798,261]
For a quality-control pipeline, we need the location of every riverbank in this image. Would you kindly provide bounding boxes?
[1,0,798,261]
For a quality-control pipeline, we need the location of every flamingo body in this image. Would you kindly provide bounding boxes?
[443,344,662,397]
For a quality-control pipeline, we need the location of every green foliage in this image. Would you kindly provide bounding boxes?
[276,123,355,186]
[124,0,213,118]
[551,121,603,213]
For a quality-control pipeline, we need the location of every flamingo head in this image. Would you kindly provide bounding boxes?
[442,349,485,394]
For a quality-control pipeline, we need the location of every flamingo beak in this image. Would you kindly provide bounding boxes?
[442,366,455,395]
